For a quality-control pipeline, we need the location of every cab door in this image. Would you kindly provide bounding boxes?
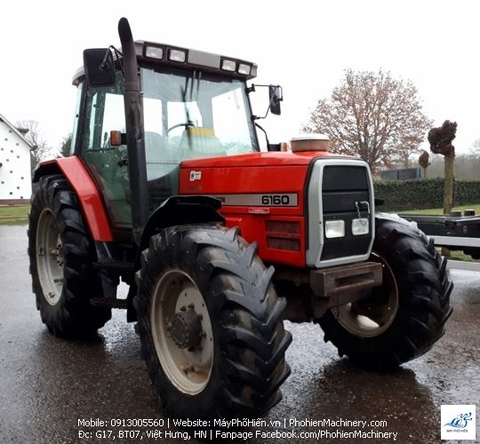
[78,77,132,229]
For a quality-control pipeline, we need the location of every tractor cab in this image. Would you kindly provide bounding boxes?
[73,38,280,234]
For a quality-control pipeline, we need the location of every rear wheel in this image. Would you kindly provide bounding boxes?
[28,175,111,337]
[318,213,453,369]
[136,224,291,418]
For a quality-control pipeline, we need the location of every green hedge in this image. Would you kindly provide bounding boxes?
[374,178,480,212]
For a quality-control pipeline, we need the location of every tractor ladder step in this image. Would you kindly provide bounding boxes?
[93,261,135,273]
[90,297,128,309]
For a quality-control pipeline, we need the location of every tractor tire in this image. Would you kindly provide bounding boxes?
[317,212,453,369]
[135,224,291,418]
[28,174,111,338]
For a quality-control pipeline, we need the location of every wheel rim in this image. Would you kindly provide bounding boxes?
[332,253,399,338]
[36,209,64,306]
[150,269,214,395]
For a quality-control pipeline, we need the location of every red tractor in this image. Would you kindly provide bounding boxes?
[28,18,452,419]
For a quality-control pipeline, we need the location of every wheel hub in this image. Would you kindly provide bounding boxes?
[37,209,64,306]
[167,305,203,350]
[151,270,214,395]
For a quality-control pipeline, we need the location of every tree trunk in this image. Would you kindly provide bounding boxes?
[443,153,454,214]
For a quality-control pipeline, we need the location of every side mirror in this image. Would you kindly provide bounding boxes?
[83,48,116,86]
[269,85,283,116]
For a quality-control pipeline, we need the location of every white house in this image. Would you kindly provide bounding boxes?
[0,113,34,203]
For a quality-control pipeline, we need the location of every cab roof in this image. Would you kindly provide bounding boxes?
[73,40,258,85]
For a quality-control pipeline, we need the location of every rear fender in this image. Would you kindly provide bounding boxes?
[33,157,114,242]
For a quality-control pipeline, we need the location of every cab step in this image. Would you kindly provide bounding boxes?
[93,261,134,273]
[91,297,128,309]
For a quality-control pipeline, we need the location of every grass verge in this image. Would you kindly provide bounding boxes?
[0,205,30,224]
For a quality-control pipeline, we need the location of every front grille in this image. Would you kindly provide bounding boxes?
[321,165,372,261]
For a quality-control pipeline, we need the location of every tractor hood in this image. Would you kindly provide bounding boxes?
[179,150,341,198]
[178,150,374,269]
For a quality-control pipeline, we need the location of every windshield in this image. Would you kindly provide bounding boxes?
[141,67,258,179]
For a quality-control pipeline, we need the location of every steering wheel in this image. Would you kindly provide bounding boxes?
[167,122,196,133]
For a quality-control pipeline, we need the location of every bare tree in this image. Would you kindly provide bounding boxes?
[428,120,457,214]
[302,69,432,171]
[16,120,55,171]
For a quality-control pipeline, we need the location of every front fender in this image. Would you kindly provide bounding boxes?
[138,195,225,252]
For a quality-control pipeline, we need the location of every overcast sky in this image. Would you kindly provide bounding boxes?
[1,0,478,154]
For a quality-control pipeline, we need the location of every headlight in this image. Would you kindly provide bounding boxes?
[238,63,251,75]
[325,220,345,238]
[352,218,369,236]
[168,49,186,63]
[221,59,236,72]
[145,45,164,60]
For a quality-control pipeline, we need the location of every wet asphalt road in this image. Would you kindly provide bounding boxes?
[1,224,479,444]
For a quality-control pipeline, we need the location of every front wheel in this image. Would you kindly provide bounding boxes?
[318,213,453,369]
[135,225,291,418]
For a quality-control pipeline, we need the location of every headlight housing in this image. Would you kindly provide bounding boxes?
[352,218,369,236]
[325,220,345,238]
